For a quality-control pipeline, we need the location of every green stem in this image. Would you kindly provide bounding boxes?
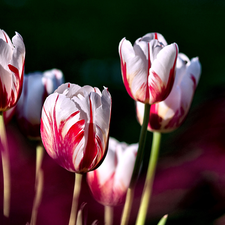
[157,215,168,225]
[68,173,83,225]
[130,103,151,189]
[120,103,150,225]
[120,188,134,225]
[104,205,113,225]
[30,142,45,225]
[135,132,161,225]
[0,113,11,223]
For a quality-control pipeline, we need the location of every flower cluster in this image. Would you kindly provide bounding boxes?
[0,29,202,225]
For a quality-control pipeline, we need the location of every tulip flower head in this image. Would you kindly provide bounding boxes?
[14,69,64,139]
[0,29,25,111]
[41,83,112,173]
[87,137,138,206]
[136,53,201,133]
[119,32,178,105]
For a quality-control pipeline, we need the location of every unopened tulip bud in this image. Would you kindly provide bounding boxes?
[119,32,178,105]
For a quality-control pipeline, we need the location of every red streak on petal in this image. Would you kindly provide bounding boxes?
[119,40,135,100]
[79,96,103,171]
[42,106,51,128]
[0,78,10,111]
[145,43,151,101]
[150,44,178,104]
[68,83,70,88]
[154,33,158,40]
[88,171,125,206]
[2,31,8,43]
[136,83,148,103]
[41,94,85,172]
[149,103,162,130]
[162,44,179,100]
[149,71,163,103]
[8,58,25,108]
[88,171,103,203]
[164,106,185,130]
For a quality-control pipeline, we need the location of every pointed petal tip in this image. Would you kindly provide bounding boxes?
[193,56,199,61]
[14,31,24,41]
[119,37,127,50]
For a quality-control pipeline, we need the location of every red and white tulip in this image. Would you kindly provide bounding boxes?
[87,137,138,206]
[136,53,201,133]
[40,83,112,173]
[0,29,25,111]
[14,69,64,139]
[119,32,178,105]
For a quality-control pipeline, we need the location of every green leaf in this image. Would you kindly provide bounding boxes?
[157,215,168,225]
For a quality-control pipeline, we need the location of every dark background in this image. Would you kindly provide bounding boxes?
[1,0,225,143]
[1,0,225,224]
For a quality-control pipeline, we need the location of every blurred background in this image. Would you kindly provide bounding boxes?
[1,0,225,224]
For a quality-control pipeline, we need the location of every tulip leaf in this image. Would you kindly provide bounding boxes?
[157,215,168,225]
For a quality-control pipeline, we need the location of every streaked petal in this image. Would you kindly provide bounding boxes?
[119,38,148,101]
[41,84,112,173]
[87,137,138,206]
[149,43,178,104]
[119,33,179,104]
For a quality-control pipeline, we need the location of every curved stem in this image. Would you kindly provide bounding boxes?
[135,132,161,225]
[0,113,11,223]
[30,142,45,225]
[120,103,150,225]
[104,205,113,225]
[68,173,83,225]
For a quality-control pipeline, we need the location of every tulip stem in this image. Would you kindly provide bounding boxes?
[135,131,161,225]
[68,173,83,225]
[130,103,151,188]
[0,113,11,224]
[30,142,45,225]
[120,103,150,225]
[105,205,113,225]
[120,187,134,225]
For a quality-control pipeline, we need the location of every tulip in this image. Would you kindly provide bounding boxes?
[119,32,178,105]
[0,29,25,111]
[14,68,64,139]
[136,53,201,133]
[87,137,138,206]
[40,83,112,173]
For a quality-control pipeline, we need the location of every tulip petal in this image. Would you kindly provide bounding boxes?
[119,38,148,102]
[119,33,178,104]
[150,55,201,132]
[87,137,138,206]
[41,84,111,173]
[136,32,168,46]
[149,43,178,104]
